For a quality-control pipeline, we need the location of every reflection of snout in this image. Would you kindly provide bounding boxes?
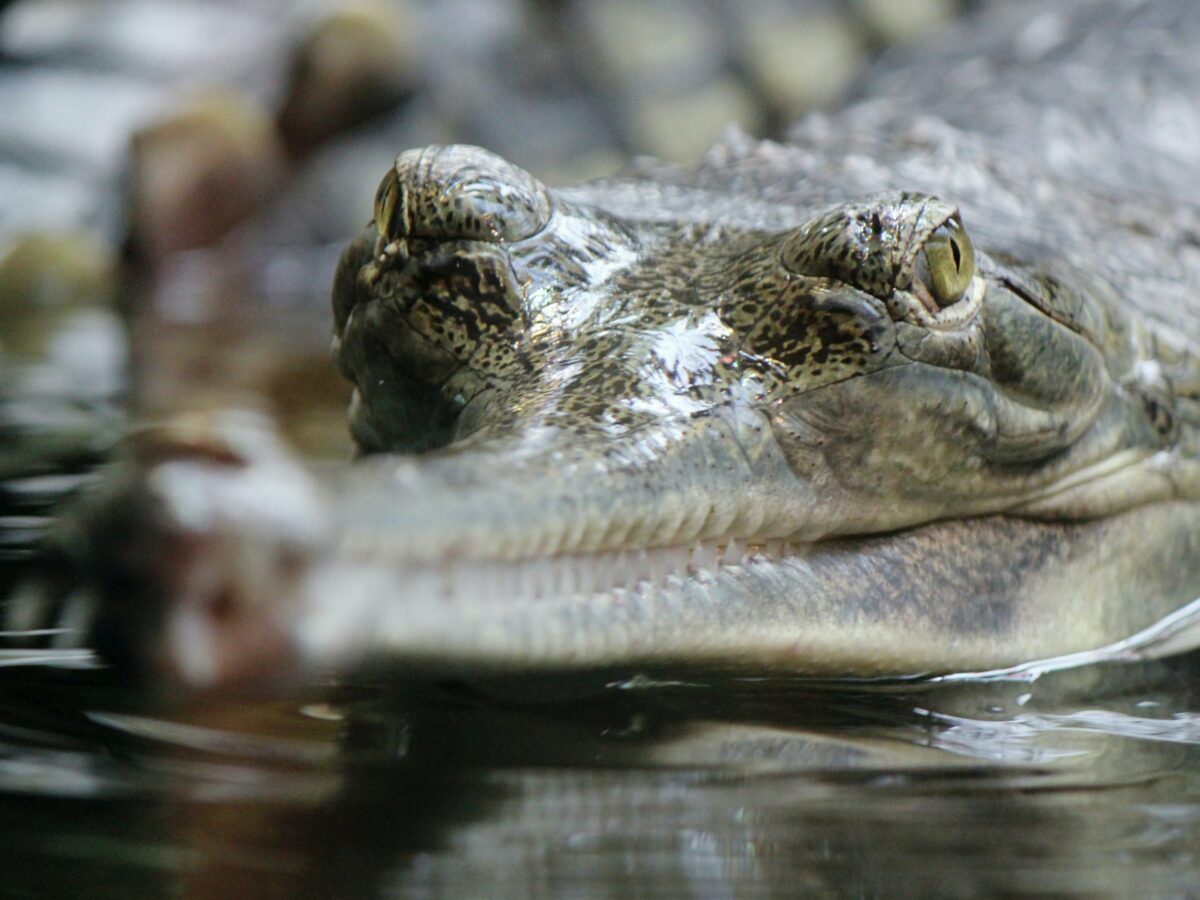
[161,534,305,690]
[9,411,327,691]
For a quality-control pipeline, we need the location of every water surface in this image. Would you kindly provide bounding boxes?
[2,643,1199,898]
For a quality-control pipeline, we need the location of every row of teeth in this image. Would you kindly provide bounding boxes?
[396,538,802,606]
[1,539,802,653]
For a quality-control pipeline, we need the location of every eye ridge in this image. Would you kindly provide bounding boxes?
[777,193,976,313]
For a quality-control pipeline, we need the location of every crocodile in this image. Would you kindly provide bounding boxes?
[15,0,1200,686]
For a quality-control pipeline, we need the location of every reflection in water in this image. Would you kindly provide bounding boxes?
[1,653,1200,897]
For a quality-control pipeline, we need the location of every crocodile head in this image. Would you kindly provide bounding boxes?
[333,144,1185,542]
[19,143,1200,687]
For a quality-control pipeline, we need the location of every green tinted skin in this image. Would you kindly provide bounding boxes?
[333,146,1195,542]
[24,143,1200,686]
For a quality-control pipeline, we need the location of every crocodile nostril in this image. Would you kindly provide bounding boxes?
[373,167,401,244]
[374,144,552,246]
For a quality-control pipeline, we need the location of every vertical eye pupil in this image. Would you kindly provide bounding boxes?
[950,239,962,270]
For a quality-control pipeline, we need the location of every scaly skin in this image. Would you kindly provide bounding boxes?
[336,147,1196,549]
[16,0,1200,687]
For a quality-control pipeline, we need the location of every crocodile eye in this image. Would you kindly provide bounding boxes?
[914,215,975,307]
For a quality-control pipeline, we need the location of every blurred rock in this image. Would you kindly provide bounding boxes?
[629,78,763,165]
[856,0,959,46]
[126,91,285,261]
[740,10,866,119]
[278,1,419,158]
[0,232,115,358]
[581,0,724,92]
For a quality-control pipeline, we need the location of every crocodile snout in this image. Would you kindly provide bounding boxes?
[332,145,550,454]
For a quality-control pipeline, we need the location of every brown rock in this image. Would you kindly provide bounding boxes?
[126,91,285,262]
[277,1,418,157]
[0,232,115,357]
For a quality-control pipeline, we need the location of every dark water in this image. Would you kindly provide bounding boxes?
[2,648,1200,898]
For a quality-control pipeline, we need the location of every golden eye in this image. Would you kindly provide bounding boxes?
[915,215,975,308]
[373,168,400,240]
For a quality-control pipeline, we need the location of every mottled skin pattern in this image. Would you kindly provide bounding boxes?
[17,0,1200,685]
[333,145,1195,535]
[342,167,984,451]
